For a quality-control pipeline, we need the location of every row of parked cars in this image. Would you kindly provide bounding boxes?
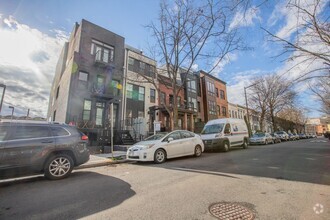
[249,131,317,145]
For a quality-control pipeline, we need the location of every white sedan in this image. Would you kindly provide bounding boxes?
[127,130,204,163]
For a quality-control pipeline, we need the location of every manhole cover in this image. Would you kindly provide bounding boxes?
[209,202,254,220]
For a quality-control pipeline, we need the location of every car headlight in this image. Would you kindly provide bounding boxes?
[143,144,155,149]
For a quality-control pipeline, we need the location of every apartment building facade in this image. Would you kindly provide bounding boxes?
[198,70,228,122]
[122,45,157,138]
[48,19,125,144]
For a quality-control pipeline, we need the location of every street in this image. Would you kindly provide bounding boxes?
[0,138,329,220]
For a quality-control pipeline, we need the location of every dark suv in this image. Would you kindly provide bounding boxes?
[0,122,90,180]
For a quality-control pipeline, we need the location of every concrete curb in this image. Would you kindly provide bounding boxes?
[75,159,129,170]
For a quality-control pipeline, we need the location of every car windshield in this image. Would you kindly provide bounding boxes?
[145,133,167,141]
[253,133,265,137]
[201,124,224,134]
[276,131,284,134]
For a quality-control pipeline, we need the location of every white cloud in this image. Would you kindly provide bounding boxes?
[226,69,265,105]
[269,0,328,39]
[229,6,261,30]
[210,53,238,76]
[0,16,68,117]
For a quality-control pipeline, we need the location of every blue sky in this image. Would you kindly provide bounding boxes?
[0,0,327,118]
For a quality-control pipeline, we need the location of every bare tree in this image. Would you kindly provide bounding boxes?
[263,0,329,79]
[248,76,269,131]
[265,75,297,131]
[278,106,308,132]
[309,74,330,115]
[131,0,244,130]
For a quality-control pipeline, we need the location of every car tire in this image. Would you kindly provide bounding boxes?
[223,141,230,152]
[154,149,166,164]
[44,154,74,180]
[242,139,248,149]
[194,145,202,157]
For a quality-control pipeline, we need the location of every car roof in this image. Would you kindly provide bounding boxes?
[0,120,68,126]
[205,118,245,125]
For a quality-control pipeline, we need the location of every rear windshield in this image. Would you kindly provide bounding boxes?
[201,124,224,134]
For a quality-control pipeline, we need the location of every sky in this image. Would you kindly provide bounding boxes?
[0,0,328,118]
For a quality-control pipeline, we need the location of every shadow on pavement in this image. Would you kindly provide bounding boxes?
[0,171,135,220]
[132,139,330,185]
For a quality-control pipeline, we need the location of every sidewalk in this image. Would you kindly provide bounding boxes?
[76,150,129,170]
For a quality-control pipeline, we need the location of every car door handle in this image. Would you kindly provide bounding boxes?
[41,140,53,143]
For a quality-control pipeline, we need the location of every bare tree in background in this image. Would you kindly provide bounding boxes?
[266,75,297,131]
[309,74,330,115]
[248,76,269,131]
[131,0,245,130]
[278,106,308,129]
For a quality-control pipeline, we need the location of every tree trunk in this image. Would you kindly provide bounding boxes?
[270,107,276,131]
[259,110,265,132]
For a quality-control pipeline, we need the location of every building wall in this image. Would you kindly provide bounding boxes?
[124,48,158,136]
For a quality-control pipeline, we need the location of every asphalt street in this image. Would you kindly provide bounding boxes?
[0,138,329,220]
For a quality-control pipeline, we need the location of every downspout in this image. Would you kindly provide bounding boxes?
[122,48,128,130]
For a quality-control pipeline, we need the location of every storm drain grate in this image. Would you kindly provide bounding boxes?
[209,202,254,220]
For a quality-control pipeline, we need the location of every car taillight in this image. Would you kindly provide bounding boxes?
[81,135,88,140]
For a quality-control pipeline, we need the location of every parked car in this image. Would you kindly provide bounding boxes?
[299,133,307,139]
[271,133,281,143]
[293,132,300,140]
[127,130,204,163]
[274,131,289,141]
[249,133,274,145]
[200,118,249,152]
[288,133,296,141]
[0,121,90,180]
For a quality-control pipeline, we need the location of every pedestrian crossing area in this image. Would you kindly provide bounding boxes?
[310,140,328,143]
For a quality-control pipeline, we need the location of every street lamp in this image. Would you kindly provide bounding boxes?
[9,106,14,120]
[244,81,260,136]
[0,84,6,113]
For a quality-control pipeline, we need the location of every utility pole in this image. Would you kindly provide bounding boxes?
[110,102,114,158]
[9,106,14,121]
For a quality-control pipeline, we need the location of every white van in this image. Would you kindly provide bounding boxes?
[200,118,249,152]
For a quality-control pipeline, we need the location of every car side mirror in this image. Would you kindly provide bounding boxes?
[167,137,174,142]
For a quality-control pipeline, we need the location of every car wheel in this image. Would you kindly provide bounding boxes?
[44,154,74,180]
[242,139,248,149]
[154,149,166,164]
[194,145,202,157]
[223,141,230,152]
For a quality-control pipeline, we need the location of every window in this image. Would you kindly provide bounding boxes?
[96,102,105,126]
[165,131,181,141]
[126,84,133,99]
[128,57,134,71]
[83,100,91,121]
[78,72,88,88]
[51,127,69,136]
[56,86,60,99]
[187,80,196,91]
[169,95,174,105]
[111,80,120,96]
[147,65,155,78]
[208,101,216,115]
[177,96,181,107]
[222,106,227,116]
[12,126,50,140]
[197,101,201,112]
[235,111,237,118]
[138,86,145,101]
[97,75,105,87]
[181,131,194,138]
[160,92,166,104]
[150,88,156,103]
[78,72,88,81]
[207,81,215,96]
[91,40,114,63]
[139,62,145,73]
[220,90,225,99]
[217,105,221,116]
[216,88,219,97]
